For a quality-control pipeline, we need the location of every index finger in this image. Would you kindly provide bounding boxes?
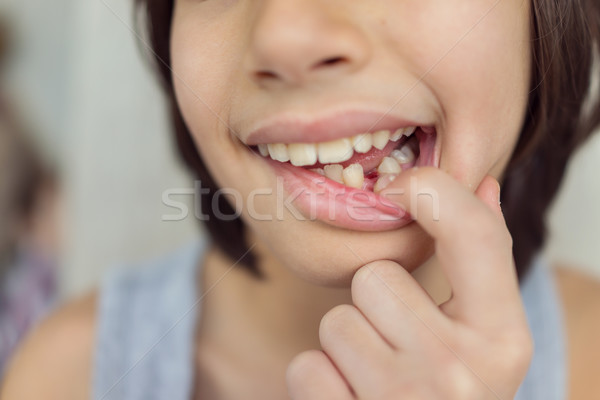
[380,168,523,327]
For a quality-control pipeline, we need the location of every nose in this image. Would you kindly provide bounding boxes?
[244,0,371,87]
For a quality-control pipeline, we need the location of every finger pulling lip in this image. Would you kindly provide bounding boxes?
[237,107,440,230]
[252,125,439,231]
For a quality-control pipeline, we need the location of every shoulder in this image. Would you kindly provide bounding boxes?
[0,291,97,400]
[553,265,600,400]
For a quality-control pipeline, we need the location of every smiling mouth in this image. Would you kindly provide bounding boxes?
[251,125,438,193]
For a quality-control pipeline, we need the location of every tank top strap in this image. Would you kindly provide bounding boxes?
[515,254,568,400]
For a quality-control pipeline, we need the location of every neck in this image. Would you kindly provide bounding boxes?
[195,235,450,368]
[196,239,352,366]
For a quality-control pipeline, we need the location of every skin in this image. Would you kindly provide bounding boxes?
[169,0,532,395]
[169,0,531,285]
[2,0,600,399]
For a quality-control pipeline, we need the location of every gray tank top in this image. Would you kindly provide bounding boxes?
[92,241,567,400]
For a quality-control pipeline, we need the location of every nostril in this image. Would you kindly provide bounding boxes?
[252,56,351,85]
[255,69,279,80]
[313,56,347,69]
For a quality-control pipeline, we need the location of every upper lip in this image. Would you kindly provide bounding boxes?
[244,109,429,145]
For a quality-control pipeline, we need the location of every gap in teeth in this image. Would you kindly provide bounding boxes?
[308,136,418,192]
[259,126,417,166]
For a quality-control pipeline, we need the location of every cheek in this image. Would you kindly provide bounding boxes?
[171,11,251,184]
[170,8,241,143]
[246,216,434,286]
[396,0,531,183]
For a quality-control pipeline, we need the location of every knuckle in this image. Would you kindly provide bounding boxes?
[351,260,407,309]
[286,350,322,384]
[319,304,357,342]
[352,260,401,293]
[442,362,479,399]
[472,328,534,391]
[351,263,375,291]
[369,259,401,277]
[426,347,480,399]
[499,331,534,375]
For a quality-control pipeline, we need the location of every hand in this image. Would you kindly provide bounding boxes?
[286,168,533,400]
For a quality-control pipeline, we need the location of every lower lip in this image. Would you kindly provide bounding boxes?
[265,158,413,231]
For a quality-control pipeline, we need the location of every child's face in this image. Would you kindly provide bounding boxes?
[171,0,531,286]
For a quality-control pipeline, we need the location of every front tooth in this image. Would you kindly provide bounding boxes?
[267,143,289,162]
[372,130,390,150]
[390,129,403,142]
[257,144,269,157]
[377,157,401,174]
[288,143,317,166]
[351,133,373,153]
[374,174,397,193]
[390,146,415,164]
[317,138,353,164]
[342,163,364,189]
[403,126,417,137]
[324,164,344,184]
[310,168,325,176]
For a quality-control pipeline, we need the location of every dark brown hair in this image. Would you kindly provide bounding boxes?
[0,97,49,274]
[134,0,600,279]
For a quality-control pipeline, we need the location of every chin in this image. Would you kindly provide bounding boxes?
[244,212,435,288]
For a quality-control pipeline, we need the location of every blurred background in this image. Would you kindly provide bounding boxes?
[0,0,599,369]
[0,0,201,301]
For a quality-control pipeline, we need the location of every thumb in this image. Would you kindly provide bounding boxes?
[475,175,503,219]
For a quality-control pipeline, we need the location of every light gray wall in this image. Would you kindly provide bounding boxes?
[545,132,600,278]
[58,0,201,295]
[2,0,201,296]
